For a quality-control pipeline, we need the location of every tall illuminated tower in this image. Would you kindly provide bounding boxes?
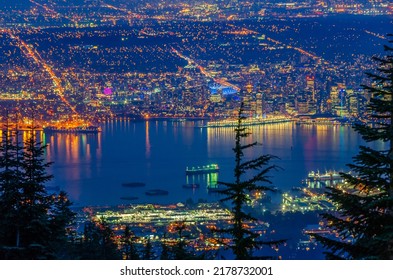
[256,93,263,117]
[306,76,315,101]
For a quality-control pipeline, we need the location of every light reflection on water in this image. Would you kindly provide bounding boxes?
[41,121,385,206]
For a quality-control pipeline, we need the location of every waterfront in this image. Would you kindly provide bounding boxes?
[43,120,385,207]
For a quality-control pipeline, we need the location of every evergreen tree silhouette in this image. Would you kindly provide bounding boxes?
[313,35,393,260]
[217,103,285,259]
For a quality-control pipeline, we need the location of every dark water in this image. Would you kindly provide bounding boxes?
[42,120,385,206]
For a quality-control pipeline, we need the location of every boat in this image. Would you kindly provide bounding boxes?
[121,182,146,187]
[182,183,200,189]
[120,196,139,201]
[303,170,345,188]
[43,125,101,133]
[186,164,219,175]
[145,189,169,196]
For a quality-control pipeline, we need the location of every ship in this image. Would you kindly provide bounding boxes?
[303,170,345,188]
[145,189,169,196]
[121,182,146,187]
[43,125,101,133]
[182,183,200,189]
[185,164,219,175]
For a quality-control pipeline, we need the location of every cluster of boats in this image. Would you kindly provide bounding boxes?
[119,164,226,201]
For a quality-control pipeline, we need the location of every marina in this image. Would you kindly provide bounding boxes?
[281,170,349,213]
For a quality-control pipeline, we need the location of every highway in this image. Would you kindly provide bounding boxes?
[171,47,241,92]
[1,28,78,115]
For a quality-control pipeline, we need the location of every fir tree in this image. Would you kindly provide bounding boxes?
[313,36,393,260]
[79,221,101,259]
[0,117,75,259]
[160,237,170,260]
[48,191,76,258]
[172,221,191,260]
[143,237,153,260]
[121,225,139,260]
[19,126,54,255]
[80,219,120,260]
[217,103,285,259]
[99,219,120,259]
[0,114,24,250]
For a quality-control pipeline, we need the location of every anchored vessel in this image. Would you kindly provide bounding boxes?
[185,164,219,175]
[303,170,344,188]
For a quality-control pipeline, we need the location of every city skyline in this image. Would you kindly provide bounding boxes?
[0,2,390,125]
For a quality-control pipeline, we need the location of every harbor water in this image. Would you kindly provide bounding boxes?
[42,120,385,206]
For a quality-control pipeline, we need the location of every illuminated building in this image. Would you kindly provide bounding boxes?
[256,93,263,117]
[210,93,222,103]
[306,76,315,101]
[347,94,359,116]
[296,98,309,114]
[330,86,339,108]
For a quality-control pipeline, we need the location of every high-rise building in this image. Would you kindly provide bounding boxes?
[256,93,263,117]
[306,76,316,101]
[330,86,339,107]
[296,99,309,114]
[347,94,359,116]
